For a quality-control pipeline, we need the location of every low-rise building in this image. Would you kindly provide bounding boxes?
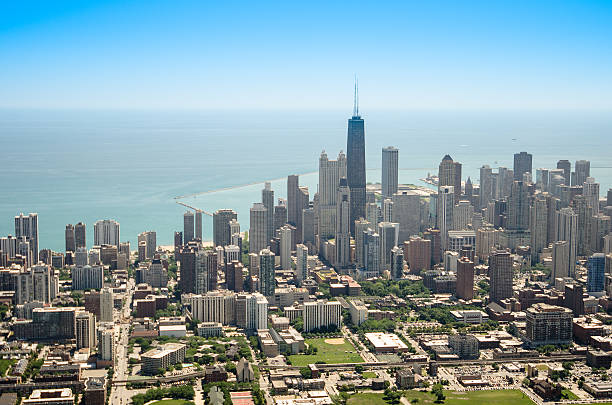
[364,332,409,353]
[141,342,186,375]
[448,334,479,359]
[197,322,223,337]
[450,310,489,324]
[22,389,74,405]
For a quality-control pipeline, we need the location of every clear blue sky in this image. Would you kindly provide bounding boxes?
[1,0,612,110]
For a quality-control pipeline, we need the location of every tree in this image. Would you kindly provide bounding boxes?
[431,383,445,403]
[355,365,364,374]
[300,367,312,379]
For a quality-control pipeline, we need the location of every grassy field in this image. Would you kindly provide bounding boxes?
[348,390,535,405]
[288,338,363,367]
[361,371,378,379]
[149,400,194,405]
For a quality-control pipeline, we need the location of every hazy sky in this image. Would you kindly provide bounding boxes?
[1,1,612,110]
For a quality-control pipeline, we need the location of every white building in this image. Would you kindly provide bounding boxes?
[303,300,341,332]
[72,265,103,291]
[93,219,120,247]
[99,287,114,323]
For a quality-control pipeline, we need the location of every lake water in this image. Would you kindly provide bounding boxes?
[1,109,611,252]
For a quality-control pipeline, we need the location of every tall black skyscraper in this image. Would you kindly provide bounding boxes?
[346,80,365,235]
[513,151,532,181]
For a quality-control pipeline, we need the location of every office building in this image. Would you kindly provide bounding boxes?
[513,151,532,181]
[438,155,462,200]
[456,256,474,300]
[278,225,292,270]
[525,303,573,346]
[346,85,366,235]
[452,200,473,230]
[318,150,347,239]
[303,300,342,332]
[213,209,238,247]
[479,165,493,209]
[249,203,268,254]
[287,174,300,226]
[382,146,399,198]
[489,250,513,304]
[15,213,39,263]
[72,265,103,291]
[302,206,315,246]
[93,219,120,247]
[274,200,288,232]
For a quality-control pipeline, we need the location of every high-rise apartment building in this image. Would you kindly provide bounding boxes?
[262,182,275,243]
[382,146,399,199]
[93,219,119,248]
[456,256,474,300]
[303,300,342,332]
[437,186,454,251]
[76,311,96,350]
[287,175,300,226]
[279,225,292,270]
[555,207,578,278]
[213,209,238,247]
[530,197,548,262]
[574,160,590,186]
[404,236,431,274]
[65,224,76,252]
[557,160,571,185]
[391,246,404,280]
[525,303,572,346]
[479,165,493,209]
[75,222,86,249]
[15,213,39,263]
[274,200,288,232]
[183,211,195,245]
[552,241,570,280]
[587,253,605,293]
[296,244,308,285]
[137,231,157,260]
[583,178,600,214]
[378,222,399,271]
[354,219,372,269]
[259,249,275,297]
[100,287,114,323]
[72,265,103,291]
[392,191,422,244]
[195,210,203,241]
[335,178,351,269]
[249,204,268,254]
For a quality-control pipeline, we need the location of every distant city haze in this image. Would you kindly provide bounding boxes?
[1,109,611,250]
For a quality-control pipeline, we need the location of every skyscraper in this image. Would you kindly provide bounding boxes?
[391,246,404,280]
[213,209,238,247]
[530,197,548,262]
[249,203,268,254]
[354,218,372,269]
[513,151,532,181]
[335,178,351,269]
[583,177,600,214]
[507,181,529,231]
[195,210,203,241]
[456,256,474,300]
[552,241,570,280]
[346,82,366,235]
[382,146,399,199]
[75,222,86,249]
[93,219,120,248]
[296,244,308,285]
[362,229,380,278]
[279,225,292,270]
[587,253,605,293]
[555,207,578,278]
[287,175,300,226]
[574,160,590,186]
[15,213,38,263]
[557,160,571,185]
[438,155,461,201]
[479,165,493,209]
[274,199,288,233]
[65,224,76,252]
[137,231,157,260]
[318,150,347,239]
[437,186,454,251]
[258,249,275,297]
[183,211,195,245]
[489,250,513,305]
[392,191,422,244]
[378,222,399,271]
[262,182,275,243]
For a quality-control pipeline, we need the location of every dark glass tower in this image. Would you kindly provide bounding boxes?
[346,81,365,235]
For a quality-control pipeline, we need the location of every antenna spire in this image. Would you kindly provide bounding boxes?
[353,75,359,117]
